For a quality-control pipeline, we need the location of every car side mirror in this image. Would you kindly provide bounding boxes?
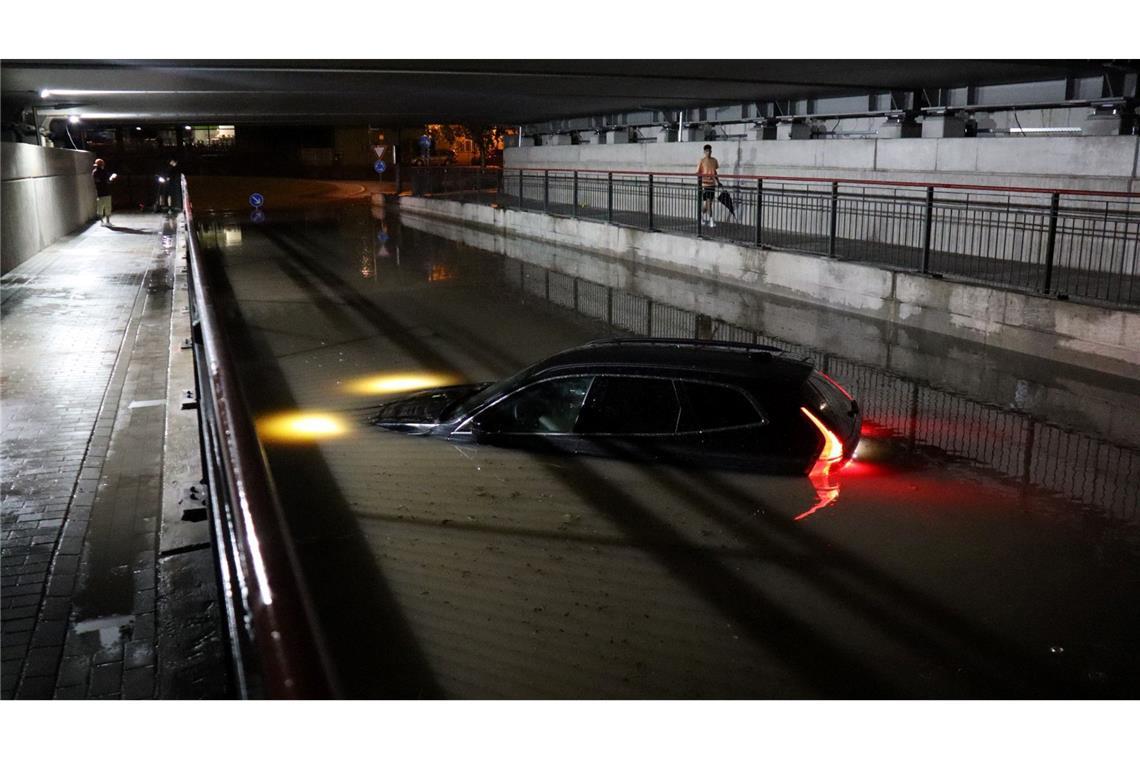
[468,415,498,438]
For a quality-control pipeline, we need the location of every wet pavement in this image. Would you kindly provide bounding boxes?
[1,213,226,699]
[199,197,1140,698]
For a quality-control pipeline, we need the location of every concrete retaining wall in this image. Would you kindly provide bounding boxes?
[2,143,97,273]
[506,135,1140,194]
[398,195,1140,379]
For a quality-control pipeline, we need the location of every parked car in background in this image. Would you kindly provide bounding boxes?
[371,338,861,476]
[411,149,456,166]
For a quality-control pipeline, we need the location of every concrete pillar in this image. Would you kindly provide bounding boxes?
[606,130,630,145]
[922,115,966,138]
[547,134,573,146]
[777,121,813,140]
[749,122,778,140]
[519,136,536,147]
[878,118,922,138]
[655,125,678,143]
[1082,113,1126,136]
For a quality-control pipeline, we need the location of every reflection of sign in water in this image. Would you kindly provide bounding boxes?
[374,160,387,174]
[250,209,266,223]
[249,193,264,208]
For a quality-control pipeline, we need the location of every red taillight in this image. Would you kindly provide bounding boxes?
[801,406,845,465]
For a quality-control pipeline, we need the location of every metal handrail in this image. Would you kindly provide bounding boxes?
[502,166,1140,200]
[412,164,1140,308]
[406,163,1138,200]
[181,176,338,698]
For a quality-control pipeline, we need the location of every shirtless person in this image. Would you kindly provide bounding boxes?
[697,144,719,228]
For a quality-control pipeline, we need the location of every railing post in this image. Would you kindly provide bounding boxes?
[646,299,653,337]
[477,166,483,205]
[607,172,614,223]
[829,181,839,258]
[1043,192,1060,294]
[754,178,763,247]
[606,286,613,325]
[647,173,655,230]
[519,169,524,210]
[572,171,578,219]
[921,186,934,273]
[543,170,549,213]
[696,176,704,239]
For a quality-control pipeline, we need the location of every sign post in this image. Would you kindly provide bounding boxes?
[249,192,265,222]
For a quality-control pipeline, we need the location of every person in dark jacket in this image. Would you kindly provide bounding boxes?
[156,159,181,212]
[92,158,116,226]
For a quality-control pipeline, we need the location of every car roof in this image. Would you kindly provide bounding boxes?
[528,338,815,384]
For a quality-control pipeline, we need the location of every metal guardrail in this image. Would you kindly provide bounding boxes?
[410,166,1140,309]
[181,176,338,698]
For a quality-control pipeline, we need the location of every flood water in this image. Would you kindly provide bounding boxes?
[197,198,1140,698]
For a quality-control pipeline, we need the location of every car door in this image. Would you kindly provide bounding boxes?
[464,375,595,455]
[675,380,774,470]
[573,375,699,463]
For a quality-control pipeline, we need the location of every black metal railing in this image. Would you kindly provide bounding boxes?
[410,166,1140,309]
[181,176,338,698]
[501,255,1140,522]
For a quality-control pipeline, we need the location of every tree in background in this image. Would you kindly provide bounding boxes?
[426,123,506,165]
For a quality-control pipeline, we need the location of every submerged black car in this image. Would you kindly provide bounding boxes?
[371,338,861,476]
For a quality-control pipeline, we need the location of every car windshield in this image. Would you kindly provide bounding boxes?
[442,365,536,421]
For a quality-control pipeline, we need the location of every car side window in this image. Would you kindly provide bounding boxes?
[475,376,594,434]
[678,381,766,432]
[576,376,681,435]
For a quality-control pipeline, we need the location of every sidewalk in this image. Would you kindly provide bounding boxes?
[1,213,224,699]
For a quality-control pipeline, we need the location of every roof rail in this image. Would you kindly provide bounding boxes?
[585,337,785,354]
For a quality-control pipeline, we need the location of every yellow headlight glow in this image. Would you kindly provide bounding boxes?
[257,412,348,443]
[345,372,458,396]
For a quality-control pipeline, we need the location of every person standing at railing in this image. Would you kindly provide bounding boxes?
[697,144,720,228]
[155,159,181,213]
[92,158,117,227]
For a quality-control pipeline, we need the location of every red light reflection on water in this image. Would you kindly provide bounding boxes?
[796,469,842,521]
[794,441,884,521]
[835,459,881,478]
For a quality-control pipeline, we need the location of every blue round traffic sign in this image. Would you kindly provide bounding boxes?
[374,160,387,174]
[249,193,264,208]
[418,134,431,146]
[250,209,266,223]
[377,231,389,243]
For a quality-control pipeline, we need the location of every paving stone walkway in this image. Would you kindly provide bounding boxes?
[1,213,198,699]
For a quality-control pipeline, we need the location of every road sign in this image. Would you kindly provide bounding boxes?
[418,134,431,147]
[250,209,265,223]
[249,193,264,208]
[374,160,387,174]
[377,231,389,243]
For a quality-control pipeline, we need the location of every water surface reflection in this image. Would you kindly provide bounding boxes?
[199,198,1140,698]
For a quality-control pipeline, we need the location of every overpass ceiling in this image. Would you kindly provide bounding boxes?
[2,59,1131,126]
